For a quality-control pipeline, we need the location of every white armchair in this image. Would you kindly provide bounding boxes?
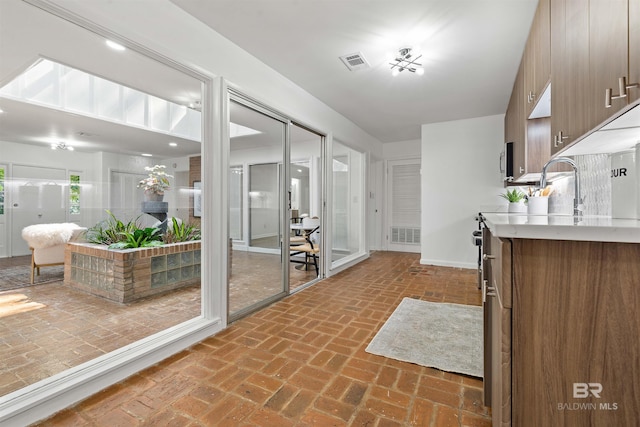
[21,223,86,284]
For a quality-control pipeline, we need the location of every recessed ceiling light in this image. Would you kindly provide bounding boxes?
[141,153,152,157]
[106,40,126,51]
[169,142,178,147]
[0,108,4,114]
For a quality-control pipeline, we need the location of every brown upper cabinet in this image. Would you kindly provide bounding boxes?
[504,62,526,182]
[590,0,631,125]
[550,0,590,154]
[524,0,551,118]
[504,0,550,183]
[516,0,640,158]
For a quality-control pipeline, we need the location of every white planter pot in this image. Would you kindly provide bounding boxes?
[508,201,527,214]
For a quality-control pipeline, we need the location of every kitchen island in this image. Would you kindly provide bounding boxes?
[480,213,640,427]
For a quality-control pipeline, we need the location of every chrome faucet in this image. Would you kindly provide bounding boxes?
[540,157,583,217]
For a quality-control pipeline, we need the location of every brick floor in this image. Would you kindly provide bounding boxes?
[35,252,491,426]
[0,251,315,396]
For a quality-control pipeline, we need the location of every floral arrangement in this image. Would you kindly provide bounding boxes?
[137,165,173,195]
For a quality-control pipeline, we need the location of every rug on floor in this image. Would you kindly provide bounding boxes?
[366,297,483,378]
[0,264,65,292]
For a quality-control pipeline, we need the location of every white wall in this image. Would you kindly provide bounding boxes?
[0,139,188,231]
[421,115,505,269]
[382,139,421,160]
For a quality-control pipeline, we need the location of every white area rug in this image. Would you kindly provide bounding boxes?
[366,297,483,378]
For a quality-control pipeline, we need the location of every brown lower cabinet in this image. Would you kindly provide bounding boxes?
[483,232,640,426]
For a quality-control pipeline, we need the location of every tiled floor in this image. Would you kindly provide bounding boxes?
[37,252,490,426]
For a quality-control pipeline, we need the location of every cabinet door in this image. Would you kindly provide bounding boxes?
[630,0,640,104]
[491,293,512,427]
[590,0,629,123]
[484,234,512,426]
[525,0,551,117]
[551,0,590,154]
[513,239,640,426]
[505,62,526,181]
[481,227,492,406]
[534,0,551,98]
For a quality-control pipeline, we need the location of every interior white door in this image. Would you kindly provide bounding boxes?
[386,159,421,253]
[11,165,66,256]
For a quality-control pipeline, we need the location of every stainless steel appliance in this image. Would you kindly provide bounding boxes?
[473,213,492,405]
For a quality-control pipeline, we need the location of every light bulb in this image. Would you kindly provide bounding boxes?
[392,68,400,77]
[415,67,425,76]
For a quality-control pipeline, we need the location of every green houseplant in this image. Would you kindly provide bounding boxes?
[500,188,527,213]
[86,210,139,245]
[163,217,201,244]
[500,188,526,203]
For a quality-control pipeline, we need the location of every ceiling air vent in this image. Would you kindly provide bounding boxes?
[339,52,370,71]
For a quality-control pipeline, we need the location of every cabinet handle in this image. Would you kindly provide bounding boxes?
[519,166,525,174]
[556,131,569,145]
[605,76,639,108]
[487,286,496,297]
[482,280,488,302]
[483,254,495,260]
[527,91,535,104]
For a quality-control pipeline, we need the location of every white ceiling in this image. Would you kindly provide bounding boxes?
[172,0,539,142]
[1,0,539,158]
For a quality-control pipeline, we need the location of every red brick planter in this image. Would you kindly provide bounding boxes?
[64,241,201,303]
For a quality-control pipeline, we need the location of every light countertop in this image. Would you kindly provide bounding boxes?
[481,213,640,243]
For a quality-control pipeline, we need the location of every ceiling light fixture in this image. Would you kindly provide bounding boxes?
[389,47,424,76]
[51,142,74,151]
[169,142,178,147]
[141,153,153,157]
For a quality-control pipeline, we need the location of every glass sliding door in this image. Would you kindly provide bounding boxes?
[289,123,323,291]
[228,99,287,319]
[331,141,366,267]
[0,1,205,400]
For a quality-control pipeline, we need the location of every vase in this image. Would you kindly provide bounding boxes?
[144,191,164,202]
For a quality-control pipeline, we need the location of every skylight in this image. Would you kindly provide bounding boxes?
[0,58,263,146]
[0,58,202,141]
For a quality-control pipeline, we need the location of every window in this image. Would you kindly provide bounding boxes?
[69,174,80,214]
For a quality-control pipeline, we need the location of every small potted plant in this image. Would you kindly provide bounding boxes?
[137,165,173,201]
[500,188,527,213]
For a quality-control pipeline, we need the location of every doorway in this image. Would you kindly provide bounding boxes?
[10,165,66,256]
[385,159,421,253]
[227,98,325,320]
[228,100,287,319]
